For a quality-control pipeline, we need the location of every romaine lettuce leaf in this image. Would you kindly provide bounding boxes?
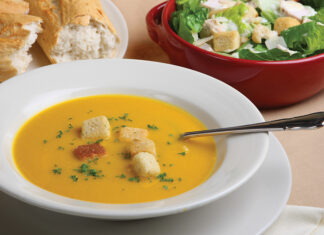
[171,0,209,43]
[281,21,324,55]
[261,10,278,23]
[253,0,281,21]
[214,4,253,36]
[300,0,324,10]
[310,8,324,23]
[239,48,304,61]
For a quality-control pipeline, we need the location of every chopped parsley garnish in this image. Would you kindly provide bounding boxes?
[128,177,140,182]
[162,164,166,167]
[56,130,63,138]
[95,139,104,144]
[120,152,131,160]
[118,113,128,120]
[121,125,126,128]
[68,117,73,120]
[169,134,173,137]
[57,146,65,150]
[70,175,78,182]
[87,110,93,114]
[116,174,126,179]
[163,185,168,190]
[43,139,48,144]
[177,152,186,156]
[69,142,74,145]
[169,164,174,167]
[75,163,103,178]
[147,124,159,130]
[157,173,174,182]
[167,141,171,145]
[178,177,182,182]
[52,167,62,174]
[68,123,73,129]
[112,126,119,131]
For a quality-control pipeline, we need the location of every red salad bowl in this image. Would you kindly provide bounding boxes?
[146,0,324,108]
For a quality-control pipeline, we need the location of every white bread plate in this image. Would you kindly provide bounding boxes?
[28,0,128,70]
[0,59,269,220]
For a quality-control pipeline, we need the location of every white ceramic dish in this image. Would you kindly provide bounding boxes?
[0,59,269,220]
[0,134,291,235]
[28,0,129,69]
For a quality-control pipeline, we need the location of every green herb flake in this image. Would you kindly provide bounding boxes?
[88,158,99,164]
[128,177,140,183]
[177,152,186,156]
[121,125,126,128]
[68,123,73,129]
[70,175,78,182]
[52,167,62,174]
[43,139,48,144]
[163,185,168,190]
[116,174,126,179]
[56,130,63,138]
[178,177,182,182]
[157,173,174,182]
[84,178,88,181]
[95,139,104,144]
[68,117,73,120]
[112,126,120,131]
[119,113,128,120]
[169,164,174,167]
[121,152,131,160]
[167,141,171,145]
[147,124,159,130]
[169,134,173,137]
[58,146,65,150]
[87,110,93,114]
[69,142,74,145]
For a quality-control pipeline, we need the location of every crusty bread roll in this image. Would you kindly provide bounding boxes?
[0,0,29,15]
[26,0,119,64]
[0,13,42,81]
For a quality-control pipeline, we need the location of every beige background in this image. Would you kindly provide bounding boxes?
[111,0,324,208]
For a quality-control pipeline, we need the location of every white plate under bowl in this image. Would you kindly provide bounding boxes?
[28,0,129,69]
[0,134,291,234]
[0,59,269,220]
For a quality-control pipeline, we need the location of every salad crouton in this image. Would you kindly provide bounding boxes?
[213,31,240,52]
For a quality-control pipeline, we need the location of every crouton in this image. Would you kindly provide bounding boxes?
[213,30,240,52]
[133,152,160,177]
[244,4,258,19]
[119,127,148,142]
[129,138,156,156]
[82,116,110,139]
[274,17,300,34]
[252,25,275,44]
[73,143,106,160]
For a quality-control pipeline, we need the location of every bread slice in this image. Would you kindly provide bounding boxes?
[0,13,42,81]
[26,0,119,64]
[0,0,29,15]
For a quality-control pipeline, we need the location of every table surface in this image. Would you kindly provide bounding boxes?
[111,0,324,208]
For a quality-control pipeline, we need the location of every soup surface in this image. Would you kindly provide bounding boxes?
[13,95,217,203]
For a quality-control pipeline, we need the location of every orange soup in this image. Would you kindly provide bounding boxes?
[13,95,217,203]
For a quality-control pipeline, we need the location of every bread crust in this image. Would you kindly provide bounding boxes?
[26,0,118,63]
[0,13,42,81]
[0,0,29,15]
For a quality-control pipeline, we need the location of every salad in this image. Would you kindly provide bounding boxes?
[170,0,324,61]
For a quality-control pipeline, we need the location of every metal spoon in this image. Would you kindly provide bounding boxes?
[181,112,324,140]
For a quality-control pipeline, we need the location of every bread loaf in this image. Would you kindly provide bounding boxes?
[0,13,42,81]
[26,0,119,63]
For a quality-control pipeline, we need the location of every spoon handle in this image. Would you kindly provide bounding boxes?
[181,112,324,140]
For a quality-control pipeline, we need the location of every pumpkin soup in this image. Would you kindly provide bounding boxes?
[13,95,217,204]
